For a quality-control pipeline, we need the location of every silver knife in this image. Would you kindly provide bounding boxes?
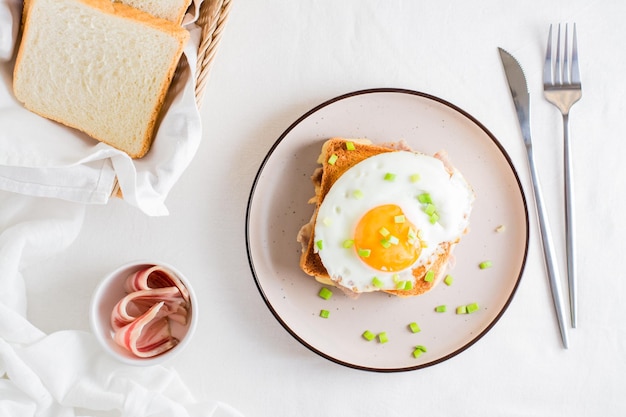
[498,47,569,349]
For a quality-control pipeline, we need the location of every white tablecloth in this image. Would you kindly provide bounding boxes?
[3,0,625,416]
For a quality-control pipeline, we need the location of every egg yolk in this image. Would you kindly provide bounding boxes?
[353,204,422,272]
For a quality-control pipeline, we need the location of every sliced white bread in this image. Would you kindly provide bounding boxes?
[114,0,192,24]
[13,0,189,158]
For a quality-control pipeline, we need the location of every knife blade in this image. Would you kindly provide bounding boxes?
[498,47,569,349]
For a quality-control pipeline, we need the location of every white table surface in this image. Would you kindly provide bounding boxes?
[18,0,626,415]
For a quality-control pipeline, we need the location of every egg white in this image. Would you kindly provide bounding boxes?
[313,151,474,293]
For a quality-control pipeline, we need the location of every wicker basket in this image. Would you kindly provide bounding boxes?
[110,0,232,198]
[194,0,232,108]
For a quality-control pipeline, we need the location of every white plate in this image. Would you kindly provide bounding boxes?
[246,89,529,372]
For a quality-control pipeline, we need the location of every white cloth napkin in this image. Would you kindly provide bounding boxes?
[0,2,243,415]
[0,0,204,216]
[0,191,244,417]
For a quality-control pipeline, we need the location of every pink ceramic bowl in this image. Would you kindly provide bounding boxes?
[89,260,198,366]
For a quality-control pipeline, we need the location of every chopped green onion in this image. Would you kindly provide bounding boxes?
[384,172,396,181]
[407,228,417,240]
[380,239,392,249]
[444,274,453,286]
[429,212,440,224]
[417,193,432,204]
[394,215,405,224]
[466,302,480,314]
[319,309,330,318]
[322,217,332,226]
[396,280,406,289]
[352,189,364,199]
[411,345,427,358]
[377,332,389,344]
[379,227,390,237]
[345,141,356,151]
[362,330,375,341]
[423,203,436,216]
[388,235,399,245]
[372,277,384,288]
[315,240,323,250]
[358,248,371,258]
[456,305,468,314]
[342,239,354,248]
[408,322,421,333]
[328,154,338,165]
[318,287,333,300]
[435,305,447,313]
[424,270,435,282]
[392,274,400,283]
[479,260,493,269]
[404,280,413,290]
[410,173,421,183]
[412,348,424,358]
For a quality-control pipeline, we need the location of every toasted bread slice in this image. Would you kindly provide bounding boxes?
[297,137,458,297]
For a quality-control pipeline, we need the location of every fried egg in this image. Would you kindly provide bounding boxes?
[313,151,474,293]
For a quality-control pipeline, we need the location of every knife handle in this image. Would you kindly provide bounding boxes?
[527,150,570,349]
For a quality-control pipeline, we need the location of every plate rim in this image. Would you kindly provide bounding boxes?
[245,87,530,372]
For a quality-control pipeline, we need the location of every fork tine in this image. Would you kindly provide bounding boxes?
[556,23,563,85]
[543,24,553,85]
[564,24,570,84]
[571,23,581,84]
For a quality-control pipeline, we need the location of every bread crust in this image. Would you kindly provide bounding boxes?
[297,138,461,298]
[13,0,190,159]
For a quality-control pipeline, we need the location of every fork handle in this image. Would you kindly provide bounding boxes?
[563,113,577,328]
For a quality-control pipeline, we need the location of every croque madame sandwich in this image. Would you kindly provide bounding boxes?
[297,137,475,297]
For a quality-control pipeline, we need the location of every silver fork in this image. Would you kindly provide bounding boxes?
[543,23,582,328]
